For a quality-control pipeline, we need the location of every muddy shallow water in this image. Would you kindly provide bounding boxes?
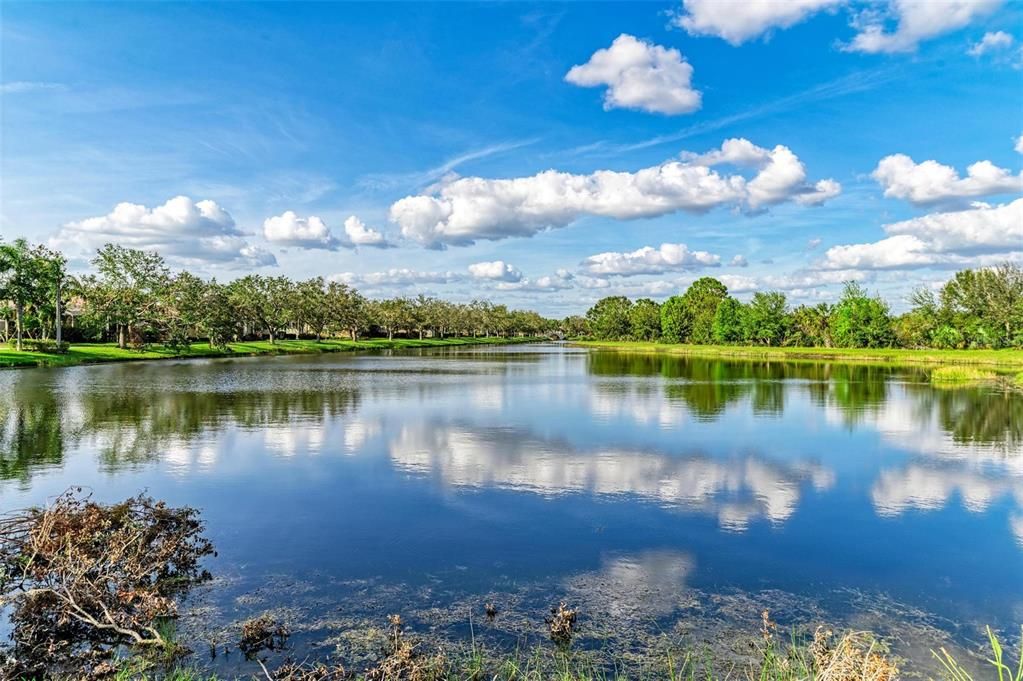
[1,343,1020,675]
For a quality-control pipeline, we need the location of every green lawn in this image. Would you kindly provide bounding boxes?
[0,336,539,369]
[571,340,1023,369]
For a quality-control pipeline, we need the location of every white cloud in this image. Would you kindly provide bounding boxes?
[331,269,463,287]
[342,215,393,248]
[52,195,275,267]
[468,260,523,282]
[1015,133,1023,154]
[820,198,1023,270]
[968,30,1015,55]
[565,34,701,115]
[389,138,839,248]
[263,212,392,250]
[498,269,577,292]
[581,243,721,277]
[847,0,1003,54]
[807,237,823,250]
[672,0,843,45]
[872,153,1022,205]
[795,179,843,205]
[0,81,67,94]
[719,274,759,292]
[673,0,1002,53]
[263,211,342,250]
[729,254,749,267]
[763,268,873,289]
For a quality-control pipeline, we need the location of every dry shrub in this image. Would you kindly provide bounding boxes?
[267,660,348,680]
[808,626,899,681]
[546,602,578,646]
[0,490,214,677]
[240,614,291,658]
[361,614,447,681]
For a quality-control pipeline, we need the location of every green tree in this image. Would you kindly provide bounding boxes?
[788,303,833,347]
[586,296,633,340]
[292,278,329,340]
[326,282,367,340]
[373,297,413,340]
[87,244,171,349]
[0,239,40,351]
[628,298,661,341]
[712,296,746,344]
[939,264,1023,348]
[660,295,690,343]
[229,275,293,344]
[744,292,789,346]
[830,282,894,348]
[679,277,728,344]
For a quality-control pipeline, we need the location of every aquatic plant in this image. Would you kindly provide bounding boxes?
[546,602,580,647]
[932,626,1023,681]
[0,490,214,678]
[239,615,290,659]
[930,366,997,384]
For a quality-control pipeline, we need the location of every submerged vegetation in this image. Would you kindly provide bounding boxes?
[1,493,1020,681]
[930,366,999,384]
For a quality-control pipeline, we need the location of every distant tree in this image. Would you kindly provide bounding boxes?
[628,298,661,341]
[87,244,171,349]
[229,275,293,344]
[0,239,40,351]
[744,292,789,346]
[788,303,833,347]
[292,278,329,340]
[373,297,413,340]
[561,315,589,338]
[830,282,894,348]
[660,295,690,343]
[679,277,728,344]
[586,296,633,340]
[711,296,746,344]
[940,264,1023,348]
[323,282,367,341]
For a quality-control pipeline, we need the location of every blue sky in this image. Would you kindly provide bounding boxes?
[2,1,1021,315]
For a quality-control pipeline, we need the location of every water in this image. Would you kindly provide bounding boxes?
[1,343,1021,672]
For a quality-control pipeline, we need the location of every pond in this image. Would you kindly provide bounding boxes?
[1,343,1020,674]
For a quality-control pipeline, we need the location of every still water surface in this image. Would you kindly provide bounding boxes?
[1,343,1021,671]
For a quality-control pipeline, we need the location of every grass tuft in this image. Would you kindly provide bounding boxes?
[930,366,998,384]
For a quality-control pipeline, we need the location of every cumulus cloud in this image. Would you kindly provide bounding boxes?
[872,153,1022,205]
[263,211,342,250]
[331,269,464,287]
[820,198,1023,270]
[718,274,759,292]
[565,34,701,115]
[263,212,392,250]
[581,243,721,277]
[763,268,873,289]
[968,30,1015,55]
[498,270,577,292]
[389,138,839,248]
[1015,133,1023,154]
[673,0,1001,53]
[672,0,843,45]
[846,0,1003,54]
[468,260,523,282]
[729,254,749,267]
[52,195,276,267]
[342,216,393,248]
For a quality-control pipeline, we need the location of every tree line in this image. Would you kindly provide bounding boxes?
[582,265,1023,349]
[0,240,553,351]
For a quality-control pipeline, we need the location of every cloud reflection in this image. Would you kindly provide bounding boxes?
[389,423,832,531]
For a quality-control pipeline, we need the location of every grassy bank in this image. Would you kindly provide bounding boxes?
[0,336,540,369]
[571,340,1023,370]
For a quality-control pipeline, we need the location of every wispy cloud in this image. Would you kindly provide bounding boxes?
[357,138,539,192]
[0,80,66,94]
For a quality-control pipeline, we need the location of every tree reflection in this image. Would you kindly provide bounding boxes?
[0,375,65,483]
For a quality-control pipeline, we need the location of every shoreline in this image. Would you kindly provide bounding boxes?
[0,336,543,369]
[570,340,1023,370]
